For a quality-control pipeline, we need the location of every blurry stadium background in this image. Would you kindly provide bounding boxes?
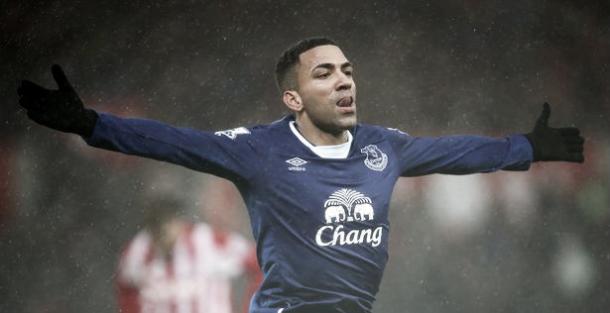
[1,1,609,312]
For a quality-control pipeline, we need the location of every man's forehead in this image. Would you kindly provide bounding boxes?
[298,45,349,68]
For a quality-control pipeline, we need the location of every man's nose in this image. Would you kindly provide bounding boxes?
[336,73,352,91]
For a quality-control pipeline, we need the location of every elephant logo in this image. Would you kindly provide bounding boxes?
[324,205,346,223]
[323,189,374,223]
[353,202,374,221]
[360,145,388,171]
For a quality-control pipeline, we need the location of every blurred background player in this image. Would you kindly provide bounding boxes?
[116,195,261,313]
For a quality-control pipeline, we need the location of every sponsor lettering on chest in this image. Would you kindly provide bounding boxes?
[314,188,383,247]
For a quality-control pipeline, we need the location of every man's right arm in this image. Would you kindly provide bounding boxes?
[86,113,259,180]
[18,65,260,182]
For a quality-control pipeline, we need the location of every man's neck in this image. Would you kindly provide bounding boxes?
[294,117,348,146]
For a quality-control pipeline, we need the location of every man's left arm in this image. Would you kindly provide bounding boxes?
[391,103,584,177]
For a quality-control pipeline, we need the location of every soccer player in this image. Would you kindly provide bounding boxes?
[17,37,584,313]
[116,196,260,313]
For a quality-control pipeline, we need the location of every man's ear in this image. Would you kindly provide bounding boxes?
[282,90,303,112]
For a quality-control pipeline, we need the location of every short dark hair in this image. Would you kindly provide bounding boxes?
[275,37,338,92]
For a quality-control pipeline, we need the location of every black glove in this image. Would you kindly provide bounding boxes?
[17,64,98,137]
[524,103,584,163]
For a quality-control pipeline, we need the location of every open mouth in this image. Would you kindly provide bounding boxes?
[336,96,353,107]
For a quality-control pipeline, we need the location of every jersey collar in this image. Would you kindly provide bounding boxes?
[288,121,353,159]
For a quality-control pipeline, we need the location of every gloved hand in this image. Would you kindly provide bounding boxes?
[525,103,584,163]
[17,64,98,137]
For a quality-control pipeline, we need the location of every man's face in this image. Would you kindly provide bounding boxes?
[295,45,357,134]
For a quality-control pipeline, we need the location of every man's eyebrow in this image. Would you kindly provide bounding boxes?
[311,61,353,72]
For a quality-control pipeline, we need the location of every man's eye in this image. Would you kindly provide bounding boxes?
[344,71,353,76]
[316,73,330,78]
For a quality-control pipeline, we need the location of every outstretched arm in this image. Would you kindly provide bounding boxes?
[390,103,584,177]
[17,65,261,181]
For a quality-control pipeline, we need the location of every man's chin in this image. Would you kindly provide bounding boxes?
[337,115,357,130]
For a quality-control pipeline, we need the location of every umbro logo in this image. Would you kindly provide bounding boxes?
[286,157,307,171]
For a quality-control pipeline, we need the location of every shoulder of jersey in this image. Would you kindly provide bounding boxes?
[248,116,291,138]
[213,123,267,141]
[356,123,409,142]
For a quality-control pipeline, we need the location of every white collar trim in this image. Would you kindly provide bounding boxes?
[289,121,352,159]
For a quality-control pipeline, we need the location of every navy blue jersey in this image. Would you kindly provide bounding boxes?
[86,113,532,313]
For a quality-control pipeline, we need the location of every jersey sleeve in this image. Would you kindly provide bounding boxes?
[384,128,533,176]
[84,113,261,182]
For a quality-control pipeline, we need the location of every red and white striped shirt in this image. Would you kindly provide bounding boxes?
[116,223,260,313]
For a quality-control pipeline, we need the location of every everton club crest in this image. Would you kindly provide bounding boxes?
[360,144,388,171]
